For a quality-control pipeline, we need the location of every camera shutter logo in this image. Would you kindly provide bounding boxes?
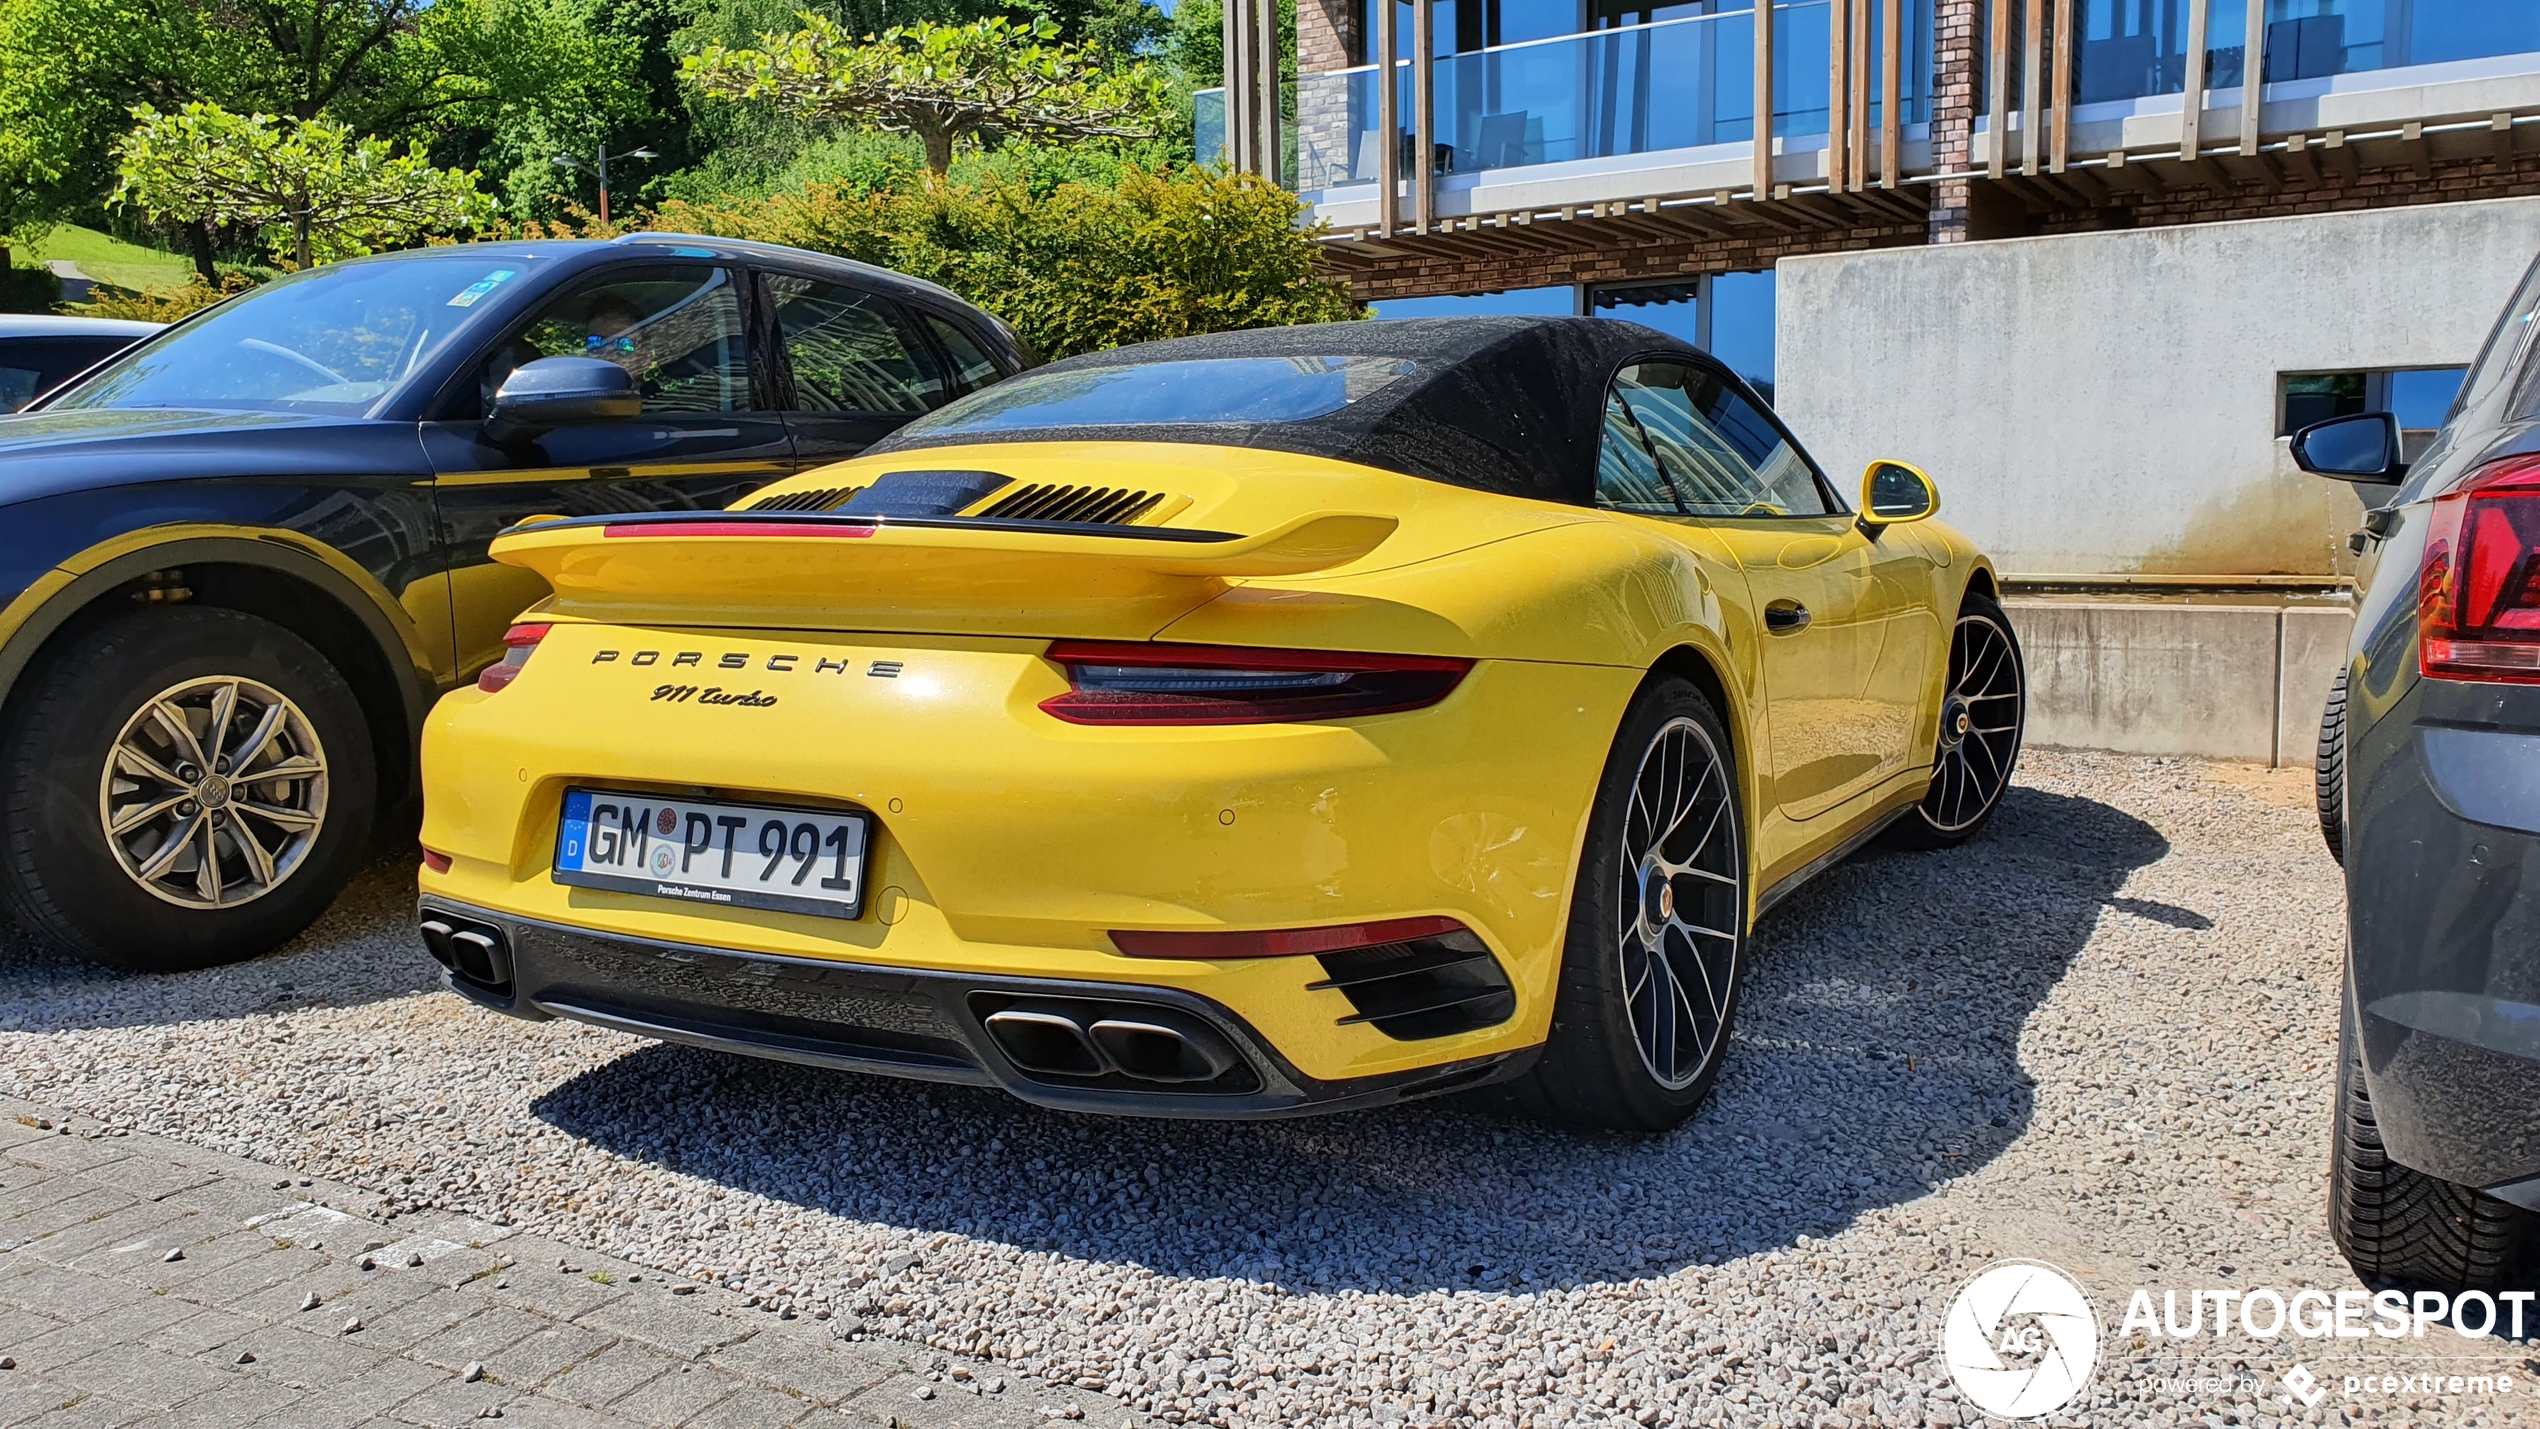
[1941,1260,2101,1419]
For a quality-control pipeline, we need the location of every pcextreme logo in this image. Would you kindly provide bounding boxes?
[1941,1260,2102,1419]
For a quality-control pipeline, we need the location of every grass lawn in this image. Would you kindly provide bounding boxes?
[9,224,192,293]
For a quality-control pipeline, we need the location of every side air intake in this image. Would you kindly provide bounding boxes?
[975,484,1165,526]
[1310,929,1515,1041]
[744,485,860,512]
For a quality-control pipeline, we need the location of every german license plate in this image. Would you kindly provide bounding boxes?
[554,789,869,919]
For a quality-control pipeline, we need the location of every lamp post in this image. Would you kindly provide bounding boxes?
[551,145,657,225]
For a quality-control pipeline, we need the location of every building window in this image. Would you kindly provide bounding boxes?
[1591,270,1776,401]
[2279,366,2469,439]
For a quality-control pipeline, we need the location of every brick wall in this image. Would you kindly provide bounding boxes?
[1298,0,1356,75]
[1926,0,1980,243]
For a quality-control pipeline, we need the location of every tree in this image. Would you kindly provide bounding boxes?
[0,0,645,227]
[683,14,1166,177]
[115,103,496,267]
[648,162,1359,357]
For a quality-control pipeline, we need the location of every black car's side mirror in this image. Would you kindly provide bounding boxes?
[2291,411,2407,485]
[484,357,640,445]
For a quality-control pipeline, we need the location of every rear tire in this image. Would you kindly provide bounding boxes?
[1516,677,1747,1133]
[1889,591,2025,850]
[2329,970,2528,1292]
[0,608,376,972]
[2317,667,2348,866]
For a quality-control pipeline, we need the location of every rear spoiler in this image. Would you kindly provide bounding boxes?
[487,508,1401,628]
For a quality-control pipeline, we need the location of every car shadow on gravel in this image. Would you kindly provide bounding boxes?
[0,855,437,1031]
[534,785,2169,1295]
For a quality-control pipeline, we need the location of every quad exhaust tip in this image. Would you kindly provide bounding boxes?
[979,1000,1240,1085]
[418,912,515,994]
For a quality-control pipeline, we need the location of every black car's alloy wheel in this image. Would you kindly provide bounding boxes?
[1519,677,1746,1132]
[0,608,375,971]
[1894,593,2025,848]
[99,675,330,909]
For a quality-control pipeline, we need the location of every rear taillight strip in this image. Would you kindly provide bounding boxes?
[1040,640,1471,726]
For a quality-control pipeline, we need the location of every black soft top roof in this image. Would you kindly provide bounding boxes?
[866,316,1708,503]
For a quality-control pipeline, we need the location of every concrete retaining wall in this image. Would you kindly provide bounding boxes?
[1775,197,2540,578]
[2005,600,2354,766]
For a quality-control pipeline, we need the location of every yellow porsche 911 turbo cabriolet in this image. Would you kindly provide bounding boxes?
[414,317,2022,1131]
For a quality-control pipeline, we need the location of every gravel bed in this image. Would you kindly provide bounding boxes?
[1,749,2525,1427]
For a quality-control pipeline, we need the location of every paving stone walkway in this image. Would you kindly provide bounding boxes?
[0,1098,1131,1428]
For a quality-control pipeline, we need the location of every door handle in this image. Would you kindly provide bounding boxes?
[1764,600,1811,633]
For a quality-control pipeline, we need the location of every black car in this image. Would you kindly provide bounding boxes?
[0,236,1029,971]
[2299,250,2540,1292]
[0,314,161,411]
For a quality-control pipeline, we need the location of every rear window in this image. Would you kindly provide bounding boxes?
[892,355,1419,437]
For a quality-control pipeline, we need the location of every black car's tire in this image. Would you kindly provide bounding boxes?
[1515,677,1747,1134]
[2329,971,2528,1292]
[2317,667,2348,866]
[0,608,376,972]
[1888,591,2025,850]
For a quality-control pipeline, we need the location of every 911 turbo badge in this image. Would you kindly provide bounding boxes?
[648,685,779,707]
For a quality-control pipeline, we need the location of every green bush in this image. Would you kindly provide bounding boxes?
[0,262,60,313]
[649,163,1358,359]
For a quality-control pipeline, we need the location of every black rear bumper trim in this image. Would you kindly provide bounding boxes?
[420,898,1532,1119]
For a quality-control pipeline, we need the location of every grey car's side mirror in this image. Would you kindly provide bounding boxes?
[2291,411,2407,485]
[485,357,640,445]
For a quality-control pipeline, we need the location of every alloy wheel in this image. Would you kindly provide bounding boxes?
[1614,715,1743,1090]
[1923,610,2024,832]
[97,676,330,909]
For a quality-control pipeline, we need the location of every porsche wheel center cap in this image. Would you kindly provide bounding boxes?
[1938,696,1972,750]
[1638,866,1674,935]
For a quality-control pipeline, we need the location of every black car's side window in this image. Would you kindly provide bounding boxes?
[478,265,751,417]
[765,276,952,414]
[1594,362,1831,519]
[923,313,1005,395]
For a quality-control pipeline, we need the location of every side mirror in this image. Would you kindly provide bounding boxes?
[1858,459,1938,527]
[2291,412,2406,485]
[484,357,639,445]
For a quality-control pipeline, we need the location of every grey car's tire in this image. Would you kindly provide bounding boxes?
[0,608,376,972]
[2329,970,2528,1292]
[1888,591,2025,850]
[1516,677,1747,1134]
[2317,667,2348,866]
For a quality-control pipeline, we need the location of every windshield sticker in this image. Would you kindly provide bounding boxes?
[446,270,518,308]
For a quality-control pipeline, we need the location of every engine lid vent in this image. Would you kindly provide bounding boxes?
[744,485,860,512]
[1310,930,1515,1041]
[975,484,1165,527]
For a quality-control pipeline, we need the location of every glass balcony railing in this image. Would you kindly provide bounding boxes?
[1270,0,1929,196]
[2072,0,2540,107]
[1196,88,1228,167]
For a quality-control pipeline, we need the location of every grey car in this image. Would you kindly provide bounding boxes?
[2298,251,2540,1293]
[0,314,160,411]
